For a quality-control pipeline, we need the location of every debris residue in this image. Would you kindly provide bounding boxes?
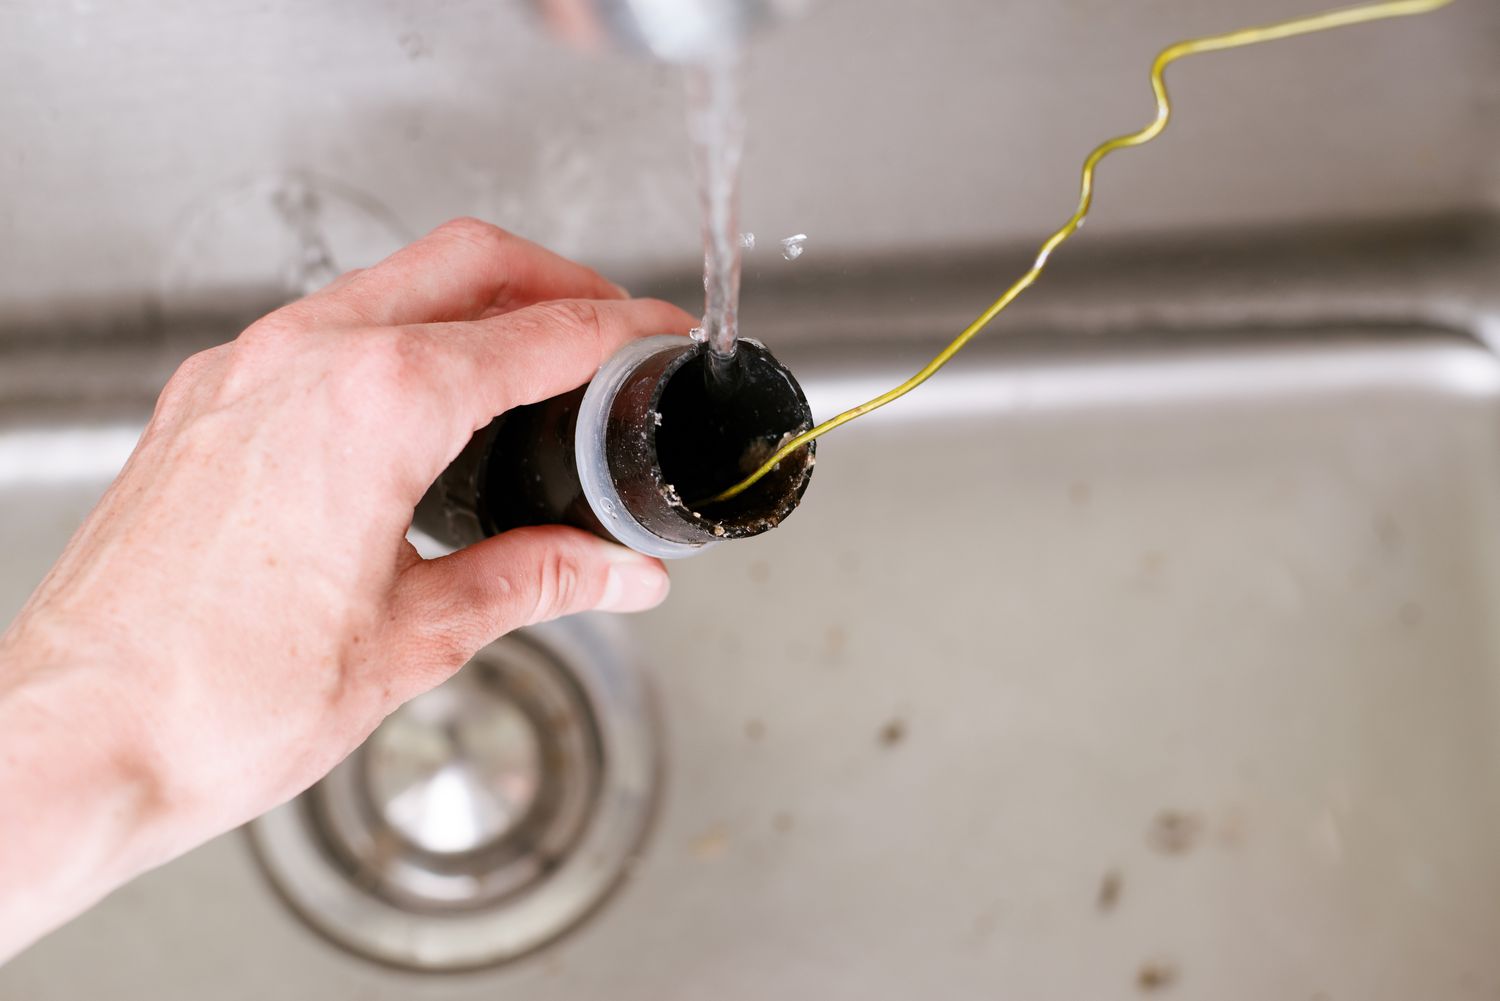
[878,718,907,748]
[1147,810,1202,855]
[1137,959,1178,992]
[1097,869,1123,912]
[397,30,430,60]
[822,624,847,661]
[690,824,730,861]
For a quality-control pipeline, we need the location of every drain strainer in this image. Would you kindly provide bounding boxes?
[248,615,658,971]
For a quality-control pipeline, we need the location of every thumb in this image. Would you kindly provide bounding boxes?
[386,525,670,687]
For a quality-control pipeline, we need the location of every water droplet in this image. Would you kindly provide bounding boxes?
[601,498,619,519]
[738,232,756,249]
[689,326,707,343]
[652,411,664,426]
[779,233,808,261]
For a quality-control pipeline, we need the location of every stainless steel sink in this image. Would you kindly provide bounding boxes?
[5,220,1500,998]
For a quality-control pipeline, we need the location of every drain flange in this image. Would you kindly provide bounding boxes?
[248,615,658,971]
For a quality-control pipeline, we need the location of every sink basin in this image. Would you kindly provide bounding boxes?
[5,224,1500,998]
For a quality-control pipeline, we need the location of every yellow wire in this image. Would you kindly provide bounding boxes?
[702,0,1456,505]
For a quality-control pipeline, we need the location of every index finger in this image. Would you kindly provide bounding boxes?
[295,218,630,328]
[405,296,698,461]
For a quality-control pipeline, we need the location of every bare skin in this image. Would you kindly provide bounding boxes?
[0,218,691,961]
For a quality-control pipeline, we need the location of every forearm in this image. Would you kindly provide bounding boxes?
[0,644,173,963]
[0,220,679,959]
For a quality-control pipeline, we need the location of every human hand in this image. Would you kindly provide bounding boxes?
[0,219,691,958]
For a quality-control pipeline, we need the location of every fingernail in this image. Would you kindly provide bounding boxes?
[597,551,670,613]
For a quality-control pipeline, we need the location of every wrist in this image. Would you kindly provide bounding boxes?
[0,633,178,960]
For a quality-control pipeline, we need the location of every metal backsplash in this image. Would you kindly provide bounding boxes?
[3,0,1497,331]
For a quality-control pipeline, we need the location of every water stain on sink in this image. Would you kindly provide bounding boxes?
[1375,511,1404,552]
[1147,810,1202,855]
[1137,958,1179,992]
[971,908,1000,943]
[1097,869,1123,912]
[1128,550,1170,592]
[690,824,730,861]
[1215,806,1249,850]
[744,718,766,741]
[878,718,908,748]
[822,624,847,662]
[397,30,430,60]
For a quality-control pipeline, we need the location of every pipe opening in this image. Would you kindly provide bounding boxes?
[653,342,814,538]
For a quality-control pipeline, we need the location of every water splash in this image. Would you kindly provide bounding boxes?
[159,172,408,319]
[739,232,756,250]
[779,233,808,261]
[272,178,342,296]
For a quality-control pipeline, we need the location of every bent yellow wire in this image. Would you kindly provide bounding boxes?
[702,0,1456,506]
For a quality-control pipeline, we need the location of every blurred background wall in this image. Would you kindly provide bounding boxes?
[2,0,1497,332]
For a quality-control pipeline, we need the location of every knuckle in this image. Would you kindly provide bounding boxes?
[436,216,512,252]
[216,340,273,400]
[424,619,483,676]
[162,348,213,393]
[531,548,591,622]
[451,559,510,614]
[238,311,303,347]
[328,333,444,432]
[152,386,185,421]
[417,569,516,669]
[394,575,495,678]
[533,299,605,343]
[347,330,428,396]
[315,335,429,430]
[152,350,214,421]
